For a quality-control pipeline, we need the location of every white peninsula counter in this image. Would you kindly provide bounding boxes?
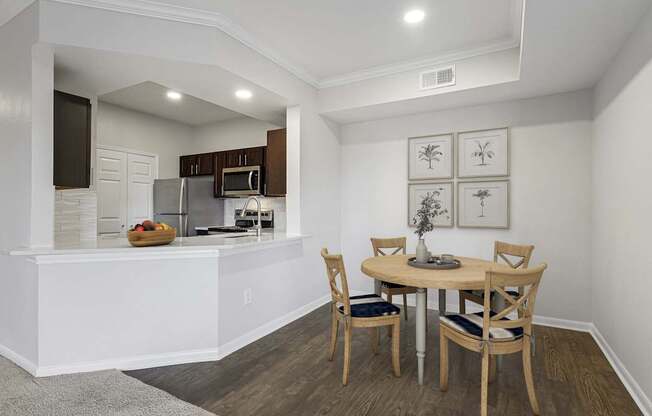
[1,233,322,377]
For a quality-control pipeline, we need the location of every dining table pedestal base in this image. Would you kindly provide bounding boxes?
[415,288,427,385]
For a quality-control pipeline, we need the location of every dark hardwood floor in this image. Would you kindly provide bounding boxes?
[127,305,641,416]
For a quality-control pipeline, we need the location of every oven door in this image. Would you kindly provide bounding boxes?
[222,166,262,196]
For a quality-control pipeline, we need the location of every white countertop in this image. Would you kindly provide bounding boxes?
[8,232,307,258]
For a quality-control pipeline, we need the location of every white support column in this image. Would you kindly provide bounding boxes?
[30,43,55,248]
[285,105,301,235]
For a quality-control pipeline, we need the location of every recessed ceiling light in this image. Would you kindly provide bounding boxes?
[404,9,425,24]
[235,89,253,100]
[166,90,182,101]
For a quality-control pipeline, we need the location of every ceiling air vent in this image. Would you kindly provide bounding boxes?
[420,65,456,90]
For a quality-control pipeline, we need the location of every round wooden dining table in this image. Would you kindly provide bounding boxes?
[361,254,513,385]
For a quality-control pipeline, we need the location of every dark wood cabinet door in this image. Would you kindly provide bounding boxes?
[213,151,227,197]
[196,153,214,175]
[225,150,243,168]
[265,129,287,196]
[53,90,91,188]
[243,147,265,166]
[179,155,196,177]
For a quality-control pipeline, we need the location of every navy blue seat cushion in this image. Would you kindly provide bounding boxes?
[381,281,407,289]
[440,311,523,340]
[461,289,520,298]
[339,294,400,318]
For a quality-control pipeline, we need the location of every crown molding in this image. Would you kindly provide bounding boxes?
[49,0,521,90]
[49,0,321,87]
[317,38,520,88]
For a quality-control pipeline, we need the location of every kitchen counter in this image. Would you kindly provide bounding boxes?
[7,232,308,261]
[1,229,315,377]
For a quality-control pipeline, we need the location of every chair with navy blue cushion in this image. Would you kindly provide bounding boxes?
[321,248,401,385]
[371,237,423,321]
[459,241,534,314]
[440,263,547,416]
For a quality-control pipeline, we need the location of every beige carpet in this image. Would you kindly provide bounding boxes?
[0,356,216,416]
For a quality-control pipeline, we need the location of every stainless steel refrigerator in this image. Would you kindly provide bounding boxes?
[154,176,224,237]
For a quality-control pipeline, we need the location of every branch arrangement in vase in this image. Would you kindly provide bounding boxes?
[412,191,448,262]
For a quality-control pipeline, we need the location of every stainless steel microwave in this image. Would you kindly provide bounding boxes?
[222,166,262,196]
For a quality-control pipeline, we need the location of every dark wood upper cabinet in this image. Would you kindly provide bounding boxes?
[213,151,227,197]
[265,129,287,196]
[223,147,265,168]
[180,153,214,177]
[243,147,265,166]
[53,90,91,188]
[225,150,243,168]
[180,155,195,177]
[196,153,214,175]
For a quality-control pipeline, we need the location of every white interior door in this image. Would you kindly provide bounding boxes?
[96,148,127,236]
[127,153,156,228]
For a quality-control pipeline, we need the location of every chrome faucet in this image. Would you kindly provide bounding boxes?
[240,196,262,237]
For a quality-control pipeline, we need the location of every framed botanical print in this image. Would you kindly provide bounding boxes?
[408,182,453,228]
[457,180,509,229]
[457,128,509,178]
[408,133,453,180]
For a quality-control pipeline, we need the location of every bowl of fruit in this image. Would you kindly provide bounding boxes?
[127,220,177,247]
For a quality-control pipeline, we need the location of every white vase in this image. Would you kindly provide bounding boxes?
[416,238,429,263]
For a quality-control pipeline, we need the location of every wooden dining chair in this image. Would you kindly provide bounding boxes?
[370,237,423,321]
[459,241,535,314]
[440,263,547,416]
[321,248,401,385]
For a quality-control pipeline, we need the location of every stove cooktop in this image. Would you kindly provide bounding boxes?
[206,226,251,233]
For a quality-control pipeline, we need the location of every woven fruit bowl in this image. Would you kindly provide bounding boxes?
[127,229,177,247]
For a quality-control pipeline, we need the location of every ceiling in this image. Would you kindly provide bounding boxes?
[99,81,243,126]
[320,0,652,123]
[129,0,523,87]
[53,46,288,126]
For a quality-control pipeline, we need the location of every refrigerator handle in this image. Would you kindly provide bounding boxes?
[179,178,186,213]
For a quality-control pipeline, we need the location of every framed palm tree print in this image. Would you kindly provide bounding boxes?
[408,182,453,228]
[457,180,509,228]
[408,133,453,180]
[457,128,509,178]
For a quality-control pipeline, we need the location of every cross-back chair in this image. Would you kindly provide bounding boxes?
[370,237,423,321]
[321,248,401,385]
[459,241,535,314]
[440,263,547,416]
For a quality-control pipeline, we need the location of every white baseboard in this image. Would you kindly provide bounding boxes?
[1,295,331,377]
[217,294,331,359]
[2,294,649,416]
[532,315,593,332]
[367,291,651,415]
[34,348,220,377]
[590,324,652,416]
[0,343,38,375]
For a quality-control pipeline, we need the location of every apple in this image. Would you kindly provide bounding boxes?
[142,220,155,231]
[135,225,145,232]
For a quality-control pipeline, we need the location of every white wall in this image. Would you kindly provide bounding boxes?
[593,6,652,409]
[96,102,192,179]
[35,0,341,358]
[340,90,593,322]
[0,3,40,368]
[191,116,279,154]
[0,3,38,251]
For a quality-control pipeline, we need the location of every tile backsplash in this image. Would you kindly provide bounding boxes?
[55,189,97,244]
[223,197,286,231]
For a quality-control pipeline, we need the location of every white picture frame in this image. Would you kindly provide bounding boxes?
[457,180,509,229]
[408,133,454,180]
[408,182,453,228]
[457,128,509,178]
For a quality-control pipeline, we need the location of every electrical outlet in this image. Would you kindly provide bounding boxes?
[243,288,253,305]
